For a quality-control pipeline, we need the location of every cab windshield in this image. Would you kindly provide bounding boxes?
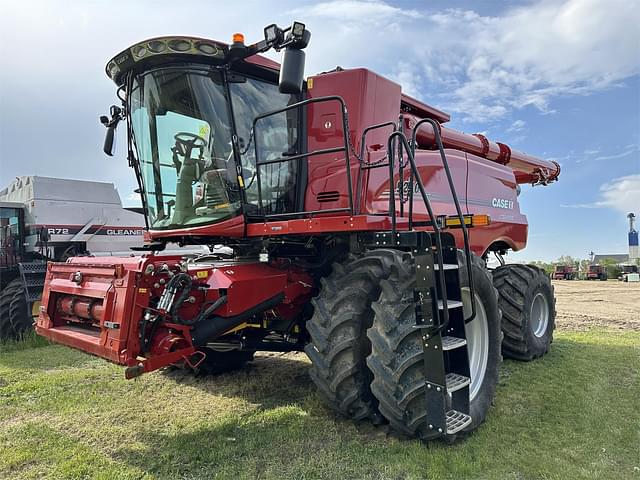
[129,65,300,230]
[130,67,239,229]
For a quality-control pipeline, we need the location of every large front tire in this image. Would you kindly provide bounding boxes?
[0,279,32,340]
[305,250,400,423]
[366,252,501,441]
[492,264,555,361]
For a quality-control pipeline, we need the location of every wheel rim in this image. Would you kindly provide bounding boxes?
[462,288,489,402]
[530,292,550,338]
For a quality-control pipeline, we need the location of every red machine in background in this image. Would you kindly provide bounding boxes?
[587,264,608,281]
[553,264,576,280]
[37,22,559,442]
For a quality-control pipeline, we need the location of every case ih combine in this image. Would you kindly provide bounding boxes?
[553,264,576,280]
[36,23,559,441]
[586,264,608,281]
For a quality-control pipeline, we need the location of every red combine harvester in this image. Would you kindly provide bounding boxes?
[587,264,607,281]
[553,264,576,280]
[36,23,559,441]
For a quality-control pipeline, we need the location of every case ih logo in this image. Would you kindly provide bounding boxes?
[492,198,514,210]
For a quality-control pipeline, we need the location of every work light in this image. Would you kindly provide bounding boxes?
[264,24,279,44]
[291,22,305,38]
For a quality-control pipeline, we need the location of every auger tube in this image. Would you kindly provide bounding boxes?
[406,115,560,185]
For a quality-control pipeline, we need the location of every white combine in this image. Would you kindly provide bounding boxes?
[0,176,145,339]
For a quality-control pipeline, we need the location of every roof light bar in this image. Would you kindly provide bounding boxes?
[105,36,225,83]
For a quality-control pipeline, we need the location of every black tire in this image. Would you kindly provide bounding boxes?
[492,264,556,361]
[305,249,400,423]
[192,348,255,376]
[0,278,32,340]
[366,252,502,441]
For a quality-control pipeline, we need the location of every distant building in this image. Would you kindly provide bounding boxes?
[593,254,632,266]
[591,213,638,266]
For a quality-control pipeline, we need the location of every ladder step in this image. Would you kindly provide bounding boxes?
[441,336,467,351]
[446,410,472,435]
[433,263,459,271]
[445,373,470,392]
[437,300,463,310]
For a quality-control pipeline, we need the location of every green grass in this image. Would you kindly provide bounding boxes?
[1,331,639,479]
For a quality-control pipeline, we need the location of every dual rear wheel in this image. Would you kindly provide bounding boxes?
[492,264,556,360]
[306,249,555,441]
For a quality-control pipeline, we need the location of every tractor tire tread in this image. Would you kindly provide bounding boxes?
[367,252,502,442]
[492,264,556,361]
[0,279,32,340]
[305,249,402,423]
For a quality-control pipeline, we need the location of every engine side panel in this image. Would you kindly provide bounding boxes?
[304,68,402,213]
[465,153,527,253]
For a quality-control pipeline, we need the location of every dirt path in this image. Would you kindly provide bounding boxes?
[553,280,640,331]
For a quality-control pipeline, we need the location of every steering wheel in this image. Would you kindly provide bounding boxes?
[174,132,207,147]
[173,132,207,159]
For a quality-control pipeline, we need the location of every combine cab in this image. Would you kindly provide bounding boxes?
[37,22,560,441]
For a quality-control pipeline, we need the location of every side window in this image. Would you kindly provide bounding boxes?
[230,78,299,215]
[0,208,20,260]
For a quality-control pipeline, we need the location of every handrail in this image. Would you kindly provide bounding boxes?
[410,119,476,323]
[355,121,397,214]
[252,95,353,218]
[387,131,449,329]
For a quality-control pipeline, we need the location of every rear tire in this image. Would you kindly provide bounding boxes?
[0,278,32,340]
[366,252,501,441]
[305,250,400,423]
[492,264,555,361]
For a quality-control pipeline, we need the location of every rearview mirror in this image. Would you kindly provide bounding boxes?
[103,124,117,156]
[100,105,123,156]
[279,48,305,94]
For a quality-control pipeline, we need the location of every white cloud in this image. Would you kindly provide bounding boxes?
[593,145,639,162]
[296,0,640,123]
[598,174,640,213]
[561,174,640,213]
[388,61,422,98]
[574,144,639,163]
[507,119,526,133]
[583,148,601,156]
[428,1,639,121]
[294,0,421,22]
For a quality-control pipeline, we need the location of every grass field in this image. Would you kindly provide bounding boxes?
[1,283,639,479]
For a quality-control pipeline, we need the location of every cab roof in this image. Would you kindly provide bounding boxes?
[105,35,279,85]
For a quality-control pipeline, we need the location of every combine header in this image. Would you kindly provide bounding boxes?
[37,22,559,441]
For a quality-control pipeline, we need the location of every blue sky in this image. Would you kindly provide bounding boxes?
[0,0,638,261]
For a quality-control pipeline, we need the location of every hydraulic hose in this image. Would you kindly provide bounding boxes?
[190,293,284,346]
